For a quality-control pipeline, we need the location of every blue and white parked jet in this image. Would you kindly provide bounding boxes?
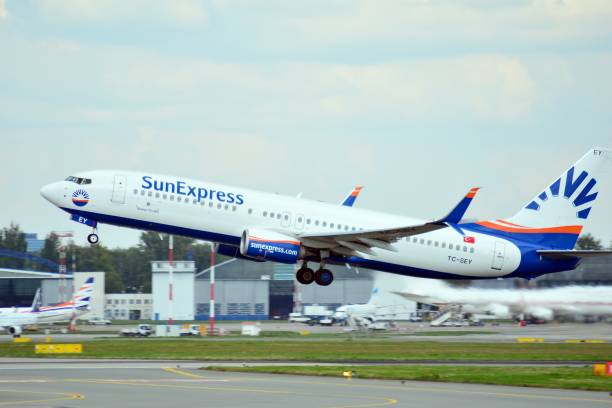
[41,148,611,286]
[0,278,94,337]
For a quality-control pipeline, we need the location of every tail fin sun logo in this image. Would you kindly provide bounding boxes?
[525,167,598,220]
[72,189,90,207]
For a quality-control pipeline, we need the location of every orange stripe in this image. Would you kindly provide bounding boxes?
[476,221,582,235]
[465,187,480,199]
[495,219,526,227]
[249,237,300,246]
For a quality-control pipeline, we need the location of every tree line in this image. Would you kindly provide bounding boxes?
[0,223,609,293]
[0,223,222,293]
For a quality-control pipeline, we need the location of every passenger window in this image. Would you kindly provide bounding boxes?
[456,245,461,251]
[170,195,175,201]
[284,215,289,220]
[193,199,198,204]
[217,203,222,209]
[434,241,439,247]
[270,212,275,218]
[224,204,229,210]
[177,196,182,202]
[470,247,475,254]
[413,238,418,243]
[277,213,281,219]
[200,200,205,206]
[463,246,467,252]
[163,194,167,200]
[306,219,311,225]
[209,201,213,207]
[263,211,268,217]
[330,223,335,228]
[419,239,424,244]
[298,217,303,223]
[232,206,237,211]
[133,189,138,195]
[315,220,320,226]
[338,224,342,230]
[148,191,153,197]
[140,190,145,196]
[449,244,453,250]
[352,227,356,231]
[427,240,431,246]
[155,192,160,198]
[442,242,446,248]
[344,226,349,231]
[248,208,253,215]
[322,222,327,227]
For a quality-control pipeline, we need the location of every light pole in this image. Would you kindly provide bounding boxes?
[168,235,174,325]
[209,242,217,335]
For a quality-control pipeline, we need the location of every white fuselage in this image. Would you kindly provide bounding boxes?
[42,170,523,279]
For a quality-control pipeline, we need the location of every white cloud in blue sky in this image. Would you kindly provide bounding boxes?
[1,1,611,247]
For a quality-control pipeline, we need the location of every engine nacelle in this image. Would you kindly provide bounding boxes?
[8,326,22,336]
[240,228,303,264]
[217,244,265,262]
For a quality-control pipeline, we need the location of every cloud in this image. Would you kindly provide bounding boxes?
[289,0,612,48]
[0,0,6,18]
[35,0,207,25]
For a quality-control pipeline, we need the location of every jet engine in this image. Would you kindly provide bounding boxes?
[240,228,304,264]
[8,326,22,336]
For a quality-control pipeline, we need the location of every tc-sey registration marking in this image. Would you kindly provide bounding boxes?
[448,256,473,264]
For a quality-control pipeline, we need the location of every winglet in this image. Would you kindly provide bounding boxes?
[440,187,480,224]
[341,186,363,207]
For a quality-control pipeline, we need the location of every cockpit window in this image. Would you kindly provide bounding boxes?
[65,176,92,185]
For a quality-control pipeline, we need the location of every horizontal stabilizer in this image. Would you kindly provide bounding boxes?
[537,249,612,261]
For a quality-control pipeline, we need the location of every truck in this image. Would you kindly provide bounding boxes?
[120,324,152,337]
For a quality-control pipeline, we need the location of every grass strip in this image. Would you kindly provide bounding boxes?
[204,365,612,392]
[1,340,611,362]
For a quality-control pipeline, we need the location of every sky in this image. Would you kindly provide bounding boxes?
[0,0,611,248]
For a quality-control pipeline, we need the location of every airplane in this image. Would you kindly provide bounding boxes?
[0,277,94,337]
[334,280,418,325]
[0,288,41,316]
[40,148,612,286]
[393,278,612,321]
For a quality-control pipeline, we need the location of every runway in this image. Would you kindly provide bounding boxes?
[0,360,610,407]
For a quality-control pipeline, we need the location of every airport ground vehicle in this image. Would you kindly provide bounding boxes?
[87,317,112,325]
[179,324,202,336]
[120,324,152,337]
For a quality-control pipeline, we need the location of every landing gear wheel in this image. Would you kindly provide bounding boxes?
[87,233,99,245]
[314,269,334,286]
[296,267,315,285]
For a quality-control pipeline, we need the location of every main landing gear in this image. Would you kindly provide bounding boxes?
[296,263,334,286]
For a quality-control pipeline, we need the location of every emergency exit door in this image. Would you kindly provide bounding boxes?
[491,241,506,271]
[111,174,127,204]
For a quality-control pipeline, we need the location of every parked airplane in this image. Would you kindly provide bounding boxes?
[334,272,418,323]
[0,277,94,337]
[41,148,611,286]
[0,288,41,316]
[393,278,612,321]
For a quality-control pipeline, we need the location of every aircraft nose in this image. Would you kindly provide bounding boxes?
[40,182,60,204]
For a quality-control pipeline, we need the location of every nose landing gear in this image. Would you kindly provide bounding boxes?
[87,229,100,245]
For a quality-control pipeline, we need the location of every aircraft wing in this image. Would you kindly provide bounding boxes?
[299,187,480,255]
[537,250,612,261]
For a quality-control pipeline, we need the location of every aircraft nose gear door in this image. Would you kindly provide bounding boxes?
[491,241,506,271]
[111,175,127,204]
